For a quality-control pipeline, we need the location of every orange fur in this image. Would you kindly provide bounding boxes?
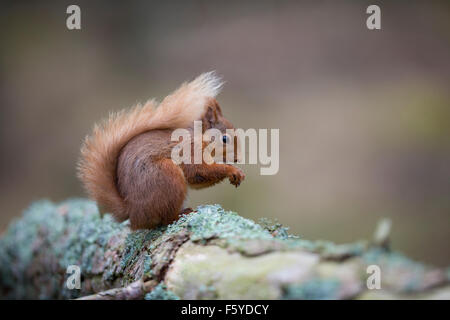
[77,72,224,221]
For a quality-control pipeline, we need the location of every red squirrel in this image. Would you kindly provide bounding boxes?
[77,72,245,230]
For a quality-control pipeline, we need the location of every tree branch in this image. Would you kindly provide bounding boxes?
[0,199,448,299]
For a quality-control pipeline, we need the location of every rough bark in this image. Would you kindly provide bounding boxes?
[0,199,448,300]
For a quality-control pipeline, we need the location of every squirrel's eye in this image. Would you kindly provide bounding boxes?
[222,135,229,143]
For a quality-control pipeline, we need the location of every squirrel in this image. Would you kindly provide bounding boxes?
[77,72,245,230]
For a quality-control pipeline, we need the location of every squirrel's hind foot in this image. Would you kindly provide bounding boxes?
[180,207,194,216]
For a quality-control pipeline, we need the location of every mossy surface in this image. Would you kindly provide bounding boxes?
[0,199,128,299]
[144,283,180,300]
[283,278,341,300]
[167,204,275,242]
[0,199,449,300]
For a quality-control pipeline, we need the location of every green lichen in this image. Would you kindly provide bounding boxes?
[0,199,128,299]
[166,204,275,242]
[56,201,124,279]
[258,217,298,240]
[120,231,147,270]
[362,247,436,292]
[285,238,367,260]
[196,285,218,299]
[143,253,153,278]
[120,226,166,272]
[283,278,341,300]
[144,283,180,300]
[1,199,448,300]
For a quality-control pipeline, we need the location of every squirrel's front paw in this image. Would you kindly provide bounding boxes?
[228,167,245,187]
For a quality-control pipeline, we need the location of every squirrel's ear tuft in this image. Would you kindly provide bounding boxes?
[189,71,224,98]
[156,71,225,129]
[202,106,218,130]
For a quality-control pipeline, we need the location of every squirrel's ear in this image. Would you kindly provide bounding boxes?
[202,106,218,130]
[215,104,223,116]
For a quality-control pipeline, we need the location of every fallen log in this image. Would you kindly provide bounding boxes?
[0,199,448,299]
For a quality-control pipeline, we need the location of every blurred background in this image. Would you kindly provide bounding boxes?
[0,0,449,266]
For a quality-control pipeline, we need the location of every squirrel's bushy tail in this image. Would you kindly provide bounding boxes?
[77,72,223,221]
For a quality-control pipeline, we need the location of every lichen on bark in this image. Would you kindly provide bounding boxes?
[0,199,448,299]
